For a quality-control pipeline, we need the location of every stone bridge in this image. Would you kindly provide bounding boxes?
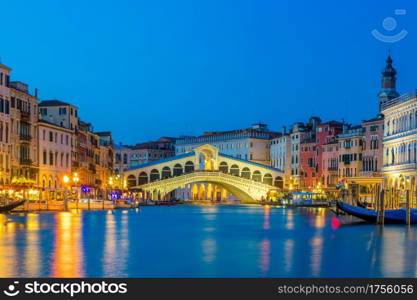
[138,170,278,203]
[122,144,284,202]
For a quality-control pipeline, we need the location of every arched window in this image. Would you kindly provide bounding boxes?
[263,173,273,185]
[230,164,239,176]
[162,166,171,179]
[184,161,194,173]
[252,170,262,182]
[274,176,284,188]
[127,175,137,187]
[219,162,228,173]
[241,167,250,179]
[173,164,183,176]
[138,172,148,185]
[150,169,160,182]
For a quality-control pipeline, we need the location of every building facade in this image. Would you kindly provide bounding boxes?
[175,124,278,165]
[114,137,176,174]
[337,125,364,180]
[382,90,417,206]
[37,120,72,200]
[0,63,12,186]
[360,116,384,177]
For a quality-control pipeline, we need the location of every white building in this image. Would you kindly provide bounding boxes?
[37,120,72,198]
[382,90,417,205]
[270,132,291,185]
[175,124,278,165]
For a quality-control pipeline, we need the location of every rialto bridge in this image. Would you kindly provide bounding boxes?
[122,144,284,202]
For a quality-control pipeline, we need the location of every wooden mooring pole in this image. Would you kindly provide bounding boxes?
[406,190,411,226]
[378,190,385,225]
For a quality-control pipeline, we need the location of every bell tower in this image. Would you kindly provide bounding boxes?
[378,52,399,112]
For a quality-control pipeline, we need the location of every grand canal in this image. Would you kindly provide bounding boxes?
[0,205,416,277]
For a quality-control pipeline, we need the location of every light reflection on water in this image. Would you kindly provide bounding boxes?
[1,205,417,277]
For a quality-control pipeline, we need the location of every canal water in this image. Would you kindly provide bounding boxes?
[0,205,416,277]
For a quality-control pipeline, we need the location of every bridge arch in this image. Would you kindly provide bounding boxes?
[219,161,228,173]
[162,166,171,179]
[184,161,194,173]
[152,178,259,203]
[252,170,262,182]
[173,164,183,176]
[127,174,137,187]
[241,167,251,179]
[230,164,239,176]
[138,172,148,185]
[263,173,273,185]
[274,176,284,188]
[150,169,160,182]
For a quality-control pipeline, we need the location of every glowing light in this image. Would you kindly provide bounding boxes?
[63,175,70,184]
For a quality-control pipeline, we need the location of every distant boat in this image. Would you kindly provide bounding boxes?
[0,200,26,213]
[336,201,417,224]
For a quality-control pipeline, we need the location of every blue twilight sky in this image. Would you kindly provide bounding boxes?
[1,0,416,144]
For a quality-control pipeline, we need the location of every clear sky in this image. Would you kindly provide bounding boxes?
[2,0,416,144]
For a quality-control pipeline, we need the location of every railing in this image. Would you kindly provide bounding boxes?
[20,159,33,166]
[20,110,31,121]
[381,89,417,110]
[19,134,32,141]
[139,170,275,189]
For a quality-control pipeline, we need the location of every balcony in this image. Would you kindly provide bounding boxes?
[19,134,32,142]
[20,159,33,166]
[20,110,30,121]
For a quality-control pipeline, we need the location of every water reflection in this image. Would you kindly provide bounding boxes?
[51,212,84,277]
[24,214,40,277]
[202,238,217,263]
[0,214,17,277]
[103,210,129,277]
[259,239,271,274]
[0,207,417,277]
[263,205,270,230]
[284,239,294,273]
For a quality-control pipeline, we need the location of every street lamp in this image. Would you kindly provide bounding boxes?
[63,175,70,210]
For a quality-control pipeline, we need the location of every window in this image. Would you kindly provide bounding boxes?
[59,107,67,115]
[43,151,47,164]
[40,108,47,116]
[49,131,53,142]
[5,100,9,114]
[0,98,3,113]
[50,152,54,165]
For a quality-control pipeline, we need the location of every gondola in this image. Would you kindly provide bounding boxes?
[337,201,417,224]
[0,200,26,213]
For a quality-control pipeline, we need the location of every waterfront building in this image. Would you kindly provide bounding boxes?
[382,90,417,206]
[37,120,72,200]
[316,121,343,188]
[290,117,320,189]
[337,125,364,179]
[96,131,115,196]
[360,116,384,177]
[0,63,12,186]
[38,100,79,172]
[270,129,291,188]
[114,137,176,174]
[9,81,39,188]
[321,139,339,189]
[175,123,279,165]
[300,138,317,188]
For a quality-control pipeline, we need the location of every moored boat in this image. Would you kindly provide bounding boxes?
[336,201,417,224]
[0,200,26,213]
